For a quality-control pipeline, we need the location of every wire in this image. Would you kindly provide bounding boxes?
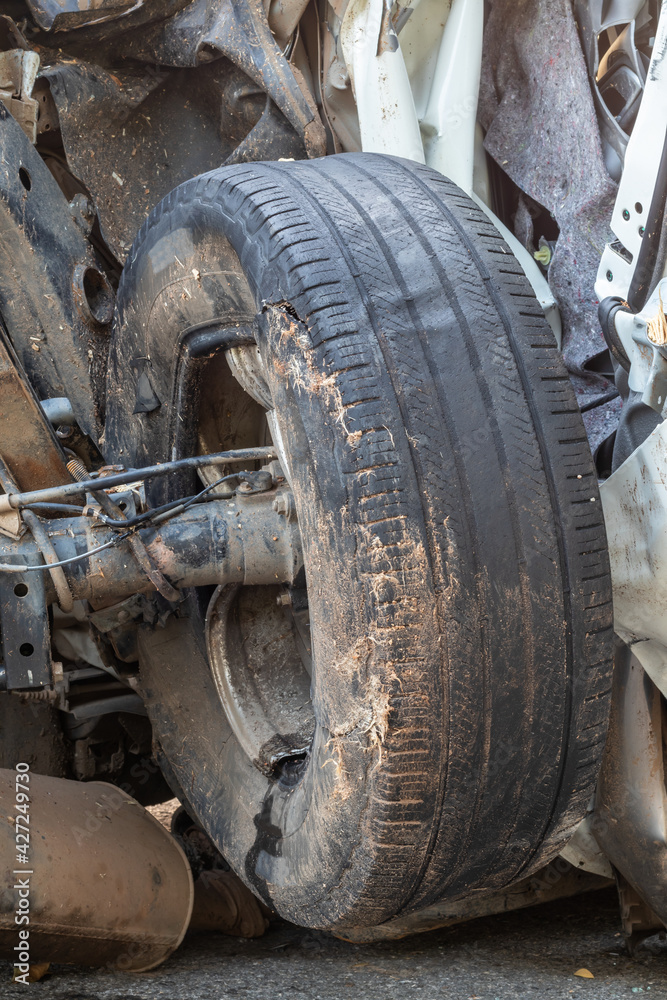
[97,497,189,529]
[182,474,240,511]
[96,474,240,529]
[23,503,88,516]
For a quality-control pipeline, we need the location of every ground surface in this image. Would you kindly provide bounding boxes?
[2,887,666,999]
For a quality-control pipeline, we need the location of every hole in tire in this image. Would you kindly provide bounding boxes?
[14,584,28,598]
[19,643,34,657]
[273,751,309,788]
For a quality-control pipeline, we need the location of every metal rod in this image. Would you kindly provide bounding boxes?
[0,447,278,512]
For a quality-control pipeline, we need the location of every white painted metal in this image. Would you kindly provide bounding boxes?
[600,419,667,701]
[340,0,425,163]
[614,277,667,396]
[560,811,614,879]
[420,0,483,193]
[400,0,451,120]
[595,0,667,302]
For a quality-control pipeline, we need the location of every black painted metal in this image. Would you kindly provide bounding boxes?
[0,555,52,691]
[0,106,111,440]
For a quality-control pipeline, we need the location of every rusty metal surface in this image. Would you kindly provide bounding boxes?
[86,484,181,603]
[0,331,72,494]
[0,769,194,971]
[592,643,667,933]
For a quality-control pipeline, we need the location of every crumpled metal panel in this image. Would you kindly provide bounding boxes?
[90,0,326,157]
[600,416,667,698]
[41,56,264,259]
[26,0,140,32]
[27,0,190,37]
[35,0,325,258]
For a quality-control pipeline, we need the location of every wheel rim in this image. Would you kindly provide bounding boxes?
[202,342,314,781]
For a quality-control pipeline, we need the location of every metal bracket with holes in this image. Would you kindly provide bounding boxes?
[596,1,667,306]
[0,557,52,690]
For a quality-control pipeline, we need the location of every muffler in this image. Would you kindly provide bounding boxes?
[0,769,193,972]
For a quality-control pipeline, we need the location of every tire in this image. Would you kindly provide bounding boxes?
[104,153,614,930]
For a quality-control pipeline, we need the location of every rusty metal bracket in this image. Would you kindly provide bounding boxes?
[0,325,73,494]
[125,533,180,604]
[86,481,181,603]
[0,456,22,540]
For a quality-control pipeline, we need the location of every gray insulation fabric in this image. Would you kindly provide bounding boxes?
[479,0,621,449]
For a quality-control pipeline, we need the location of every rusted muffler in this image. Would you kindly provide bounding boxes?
[0,770,193,972]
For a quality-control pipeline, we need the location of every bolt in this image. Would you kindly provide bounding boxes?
[606,270,614,282]
[277,592,292,607]
[67,457,89,482]
[622,208,630,221]
[273,494,288,516]
[236,481,254,494]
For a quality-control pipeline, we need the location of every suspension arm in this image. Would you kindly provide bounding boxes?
[0,492,302,607]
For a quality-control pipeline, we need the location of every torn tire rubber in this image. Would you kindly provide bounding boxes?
[104,154,614,930]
